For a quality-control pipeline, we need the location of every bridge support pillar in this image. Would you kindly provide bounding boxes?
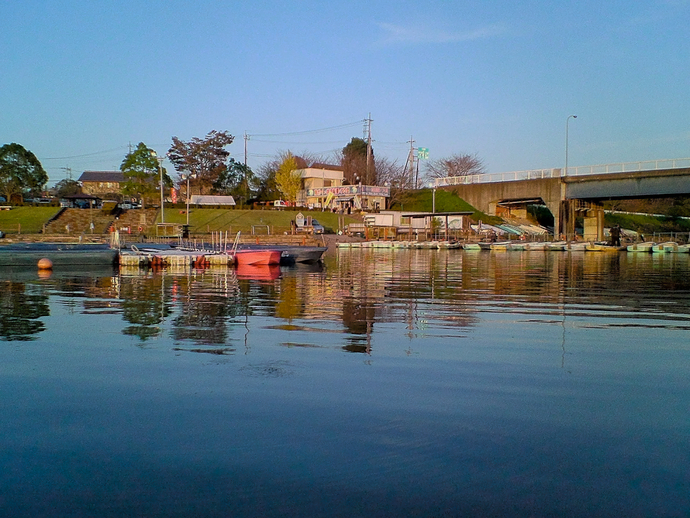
[582,203,605,241]
[559,200,576,241]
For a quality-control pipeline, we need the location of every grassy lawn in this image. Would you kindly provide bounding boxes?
[391,188,501,225]
[0,207,62,235]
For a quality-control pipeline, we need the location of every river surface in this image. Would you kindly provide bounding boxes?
[1,249,689,517]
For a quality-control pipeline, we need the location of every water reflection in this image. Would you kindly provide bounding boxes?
[0,280,49,341]
[0,251,689,348]
[1,250,689,516]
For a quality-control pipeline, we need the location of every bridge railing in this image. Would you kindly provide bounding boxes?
[434,158,690,187]
[435,168,561,186]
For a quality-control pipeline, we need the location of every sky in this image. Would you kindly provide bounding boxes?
[2,0,689,186]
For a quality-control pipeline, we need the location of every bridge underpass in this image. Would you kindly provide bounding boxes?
[435,159,690,240]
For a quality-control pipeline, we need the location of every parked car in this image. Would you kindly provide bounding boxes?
[311,219,325,234]
[274,200,288,209]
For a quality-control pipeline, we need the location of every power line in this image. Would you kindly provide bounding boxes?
[249,120,362,138]
[250,139,349,145]
[41,145,129,160]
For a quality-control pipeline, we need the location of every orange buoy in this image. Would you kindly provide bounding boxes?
[37,258,53,270]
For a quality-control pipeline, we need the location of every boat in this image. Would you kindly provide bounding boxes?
[585,242,624,252]
[566,242,588,252]
[241,244,327,264]
[650,241,690,254]
[437,241,462,249]
[233,249,282,265]
[524,242,547,251]
[462,243,482,251]
[489,241,512,251]
[666,243,690,253]
[229,231,282,266]
[545,241,567,251]
[627,242,655,253]
[651,242,676,253]
[0,242,119,267]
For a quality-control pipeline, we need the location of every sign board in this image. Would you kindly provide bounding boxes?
[418,147,429,160]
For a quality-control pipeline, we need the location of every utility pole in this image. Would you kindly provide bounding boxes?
[244,132,250,206]
[60,166,72,181]
[404,136,417,188]
[364,113,373,184]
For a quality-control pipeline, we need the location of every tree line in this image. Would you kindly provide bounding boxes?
[0,134,487,206]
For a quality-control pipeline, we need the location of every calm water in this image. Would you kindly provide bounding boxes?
[1,249,689,517]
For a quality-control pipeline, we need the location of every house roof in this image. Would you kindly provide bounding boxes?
[78,171,125,183]
[311,163,343,171]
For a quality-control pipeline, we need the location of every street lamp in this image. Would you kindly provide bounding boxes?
[150,150,166,223]
[565,115,577,176]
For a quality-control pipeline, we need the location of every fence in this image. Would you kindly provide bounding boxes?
[435,158,690,187]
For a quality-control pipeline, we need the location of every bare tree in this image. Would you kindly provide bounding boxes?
[374,157,412,208]
[167,130,234,195]
[425,153,486,180]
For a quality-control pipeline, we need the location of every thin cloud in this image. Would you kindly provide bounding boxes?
[376,22,505,45]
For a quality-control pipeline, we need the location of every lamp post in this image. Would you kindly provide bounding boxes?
[565,115,577,176]
[150,150,166,224]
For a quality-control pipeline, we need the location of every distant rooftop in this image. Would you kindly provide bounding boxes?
[78,171,125,183]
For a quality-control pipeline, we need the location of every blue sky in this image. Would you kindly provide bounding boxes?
[2,0,689,185]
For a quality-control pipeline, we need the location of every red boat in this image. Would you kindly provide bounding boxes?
[232,249,282,265]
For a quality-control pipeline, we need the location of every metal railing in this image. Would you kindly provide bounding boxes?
[434,158,690,187]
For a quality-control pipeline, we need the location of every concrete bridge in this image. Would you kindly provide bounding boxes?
[435,158,690,240]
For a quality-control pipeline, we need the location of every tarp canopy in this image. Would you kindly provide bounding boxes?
[190,195,236,205]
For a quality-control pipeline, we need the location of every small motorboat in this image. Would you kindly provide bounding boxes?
[667,243,690,253]
[566,242,587,252]
[230,232,281,265]
[233,249,282,265]
[651,242,676,253]
[626,242,655,252]
[489,241,511,251]
[652,242,689,254]
[585,242,624,252]
[545,241,567,251]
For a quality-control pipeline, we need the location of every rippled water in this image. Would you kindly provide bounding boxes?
[1,250,689,517]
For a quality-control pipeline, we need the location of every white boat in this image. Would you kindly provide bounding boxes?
[653,242,690,253]
[462,243,482,251]
[651,242,676,253]
[667,243,690,253]
[627,242,655,252]
[545,241,567,251]
[566,242,588,252]
[524,242,547,251]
